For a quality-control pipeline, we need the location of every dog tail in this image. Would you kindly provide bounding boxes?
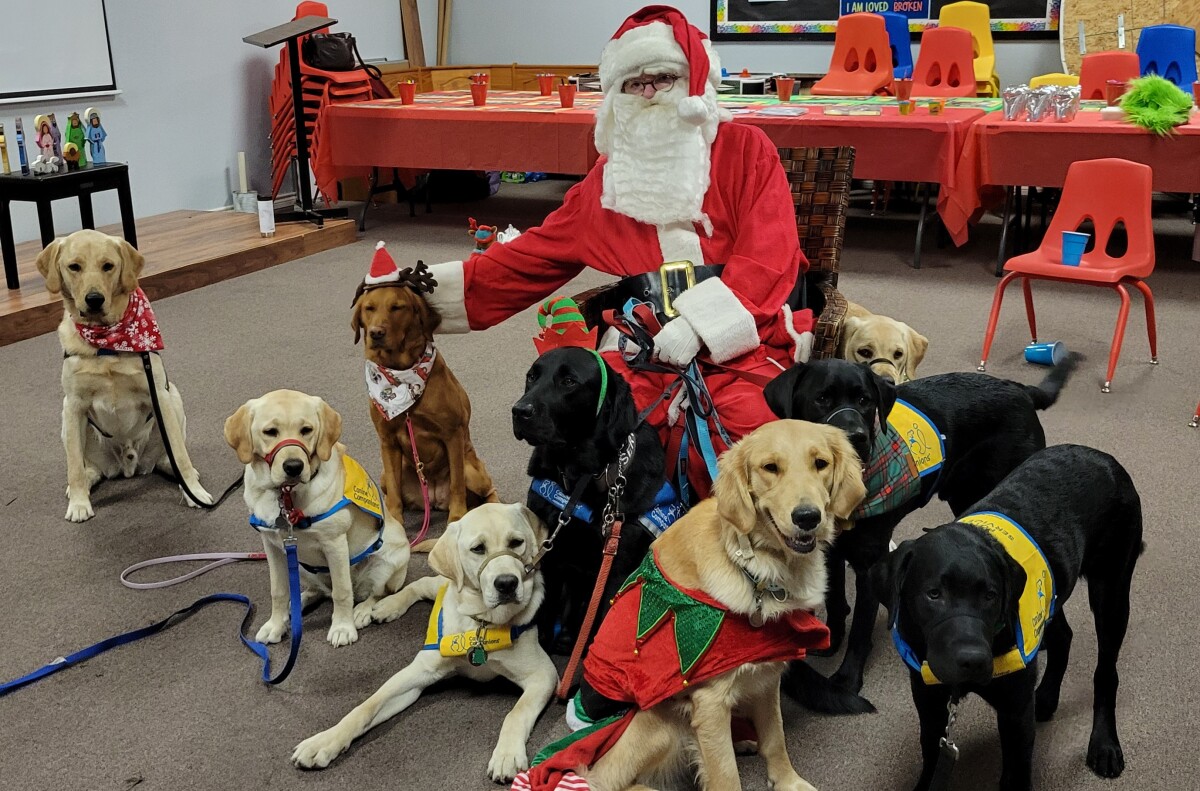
[781,661,877,715]
[1025,351,1083,411]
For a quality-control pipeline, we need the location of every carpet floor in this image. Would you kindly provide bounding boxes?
[1,181,1197,791]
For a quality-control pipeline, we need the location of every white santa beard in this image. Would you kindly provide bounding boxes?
[600,91,715,228]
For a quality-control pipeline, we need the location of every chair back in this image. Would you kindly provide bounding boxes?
[811,13,895,96]
[1029,72,1079,88]
[1041,158,1154,276]
[937,1,996,85]
[1136,24,1199,88]
[880,12,914,79]
[777,146,855,359]
[1079,51,1140,99]
[912,27,977,97]
[295,1,331,29]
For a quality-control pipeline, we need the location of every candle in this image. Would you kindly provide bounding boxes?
[237,151,248,194]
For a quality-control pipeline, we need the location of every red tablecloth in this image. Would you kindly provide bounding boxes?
[941,110,1200,245]
[317,91,985,226]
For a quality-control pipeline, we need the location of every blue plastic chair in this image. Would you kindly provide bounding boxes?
[880,12,914,79]
[1136,24,1198,88]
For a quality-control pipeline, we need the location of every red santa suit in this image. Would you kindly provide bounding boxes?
[427,7,813,483]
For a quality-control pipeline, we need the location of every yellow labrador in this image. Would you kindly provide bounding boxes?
[37,230,211,522]
[578,420,866,791]
[291,502,557,782]
[225,390,411,648]
[840,302,929,384]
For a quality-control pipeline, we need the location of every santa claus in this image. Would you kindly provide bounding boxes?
[427,5,813,484]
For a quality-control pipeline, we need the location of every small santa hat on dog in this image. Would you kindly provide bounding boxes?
[533,296,599,355]
[599,5,723,126]
[364,241,399,285]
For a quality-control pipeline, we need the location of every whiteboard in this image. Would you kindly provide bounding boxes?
[0,0,117,103]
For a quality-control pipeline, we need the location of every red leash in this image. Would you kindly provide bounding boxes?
[405,416,432,547]
[556,518,623,701]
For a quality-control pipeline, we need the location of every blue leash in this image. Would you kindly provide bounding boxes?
[0,541,303,697]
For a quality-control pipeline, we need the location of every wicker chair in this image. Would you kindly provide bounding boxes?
[575,145,855,360]
[778,145,855,359]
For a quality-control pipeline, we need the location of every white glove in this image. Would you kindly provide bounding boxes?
[653,316,702,367]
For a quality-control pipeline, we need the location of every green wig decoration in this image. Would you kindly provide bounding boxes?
[1120,74,1194,136]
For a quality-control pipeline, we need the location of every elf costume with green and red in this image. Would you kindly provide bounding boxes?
[510,548,830,791]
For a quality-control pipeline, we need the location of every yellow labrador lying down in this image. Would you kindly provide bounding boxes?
[225,390,410,647]
[839,301,929,384]
[514,420,867,791]
[37,230,212,522]
[291,503,558,782]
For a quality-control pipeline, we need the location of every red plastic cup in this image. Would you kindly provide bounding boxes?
[1105,80,1127,106]
[471,82,488,106]
[895,78,913,101]
[558,83,577,108]
[1193,80,1200,108]
[471,72,489,85]
[398,81,415,105]
[537,74,556,96]
[775,76,795,101]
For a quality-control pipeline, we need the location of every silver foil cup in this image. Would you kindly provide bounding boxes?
[1026,87,1054,121]
[1002,85,1030,120]
[1053,85,1081,121]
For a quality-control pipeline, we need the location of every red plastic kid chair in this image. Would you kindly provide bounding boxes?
[911,26,977,97]
[979,158,1157,393]
[811,13,895,96]
[1079,51,1141,100]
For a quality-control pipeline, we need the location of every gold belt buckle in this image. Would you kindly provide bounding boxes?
[658,260,696,318]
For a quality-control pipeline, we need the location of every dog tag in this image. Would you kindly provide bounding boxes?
[468,645,488,667]
[749,607,765,629]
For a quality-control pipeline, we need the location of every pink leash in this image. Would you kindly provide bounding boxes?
[121,552,266,590]
[406,415,433,547]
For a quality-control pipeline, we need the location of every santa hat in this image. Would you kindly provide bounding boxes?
[599,5,723,126]
[364,241,399,285]
[533,296,599,355]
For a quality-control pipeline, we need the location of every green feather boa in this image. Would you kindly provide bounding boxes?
[1120,74,1194,136]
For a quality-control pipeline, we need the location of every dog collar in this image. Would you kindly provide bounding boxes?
[73,287,165,353]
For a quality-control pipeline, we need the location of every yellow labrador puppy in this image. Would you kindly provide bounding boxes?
[840,301,929,384]
[225,390,411,648]
[37,230,211,522]
[526,421,866,791]
[291,502,557,783]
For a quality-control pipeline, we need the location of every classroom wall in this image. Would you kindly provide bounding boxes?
[448,0,1062,90]
[1,0,413,247]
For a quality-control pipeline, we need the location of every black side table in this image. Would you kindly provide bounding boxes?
[0,162,137,290]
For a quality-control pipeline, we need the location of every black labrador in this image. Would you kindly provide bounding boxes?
[873,444,1143,791]
[513,347,665,656]
[764,356,1078,712]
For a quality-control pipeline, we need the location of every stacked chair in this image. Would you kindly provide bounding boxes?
[1079,51,1140,99]
[880,12,914,80]
[269,1,373,202]
[811,13,896,96]
[937,1,1001,96]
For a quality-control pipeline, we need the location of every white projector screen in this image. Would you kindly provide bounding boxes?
[0,0,117,104]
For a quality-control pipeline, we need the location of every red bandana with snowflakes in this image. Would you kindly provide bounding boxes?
[74,288,165,352]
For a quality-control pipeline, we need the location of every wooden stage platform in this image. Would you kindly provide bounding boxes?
[1,210,356,346]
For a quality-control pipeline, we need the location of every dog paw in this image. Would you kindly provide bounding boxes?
[292,729,351,770]
[772,775,818,791]
[255,618,287,644]
[65,499,95,522]
[487,743,528,783]
[181,480,213,507]
[327,621,359,647]
[1086,737,1125,778]
[371,596,410,623]
[733,740,759,755]
[352,600,375,629]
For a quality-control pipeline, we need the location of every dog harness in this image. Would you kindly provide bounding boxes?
[364,346,437,421]
[892,510,1057,685]
[249,454,386,574]
[528,478,684,538]
[421,582,536,661]
[73,287,165,352]
[854,398,945,519]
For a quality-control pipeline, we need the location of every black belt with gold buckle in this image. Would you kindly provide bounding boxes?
[609,261,725,321]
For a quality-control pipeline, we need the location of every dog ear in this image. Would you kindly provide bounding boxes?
[596,360,637,452]
[763,364,806,419]
[35,238,64,294]
[428,520,464,588]
[838,316,863,357]
[223,402,255,465]
[315,398,342,462]
[871,540,914,615]
[999,547,1027,636]
[828,429,868,520]
[906,325,929,373]
[714,439,757,535]
[516,503,549,546]
[350,298,364,345]
[117,239,144,295]
[415,291,442,334]
[870,368,898,423]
